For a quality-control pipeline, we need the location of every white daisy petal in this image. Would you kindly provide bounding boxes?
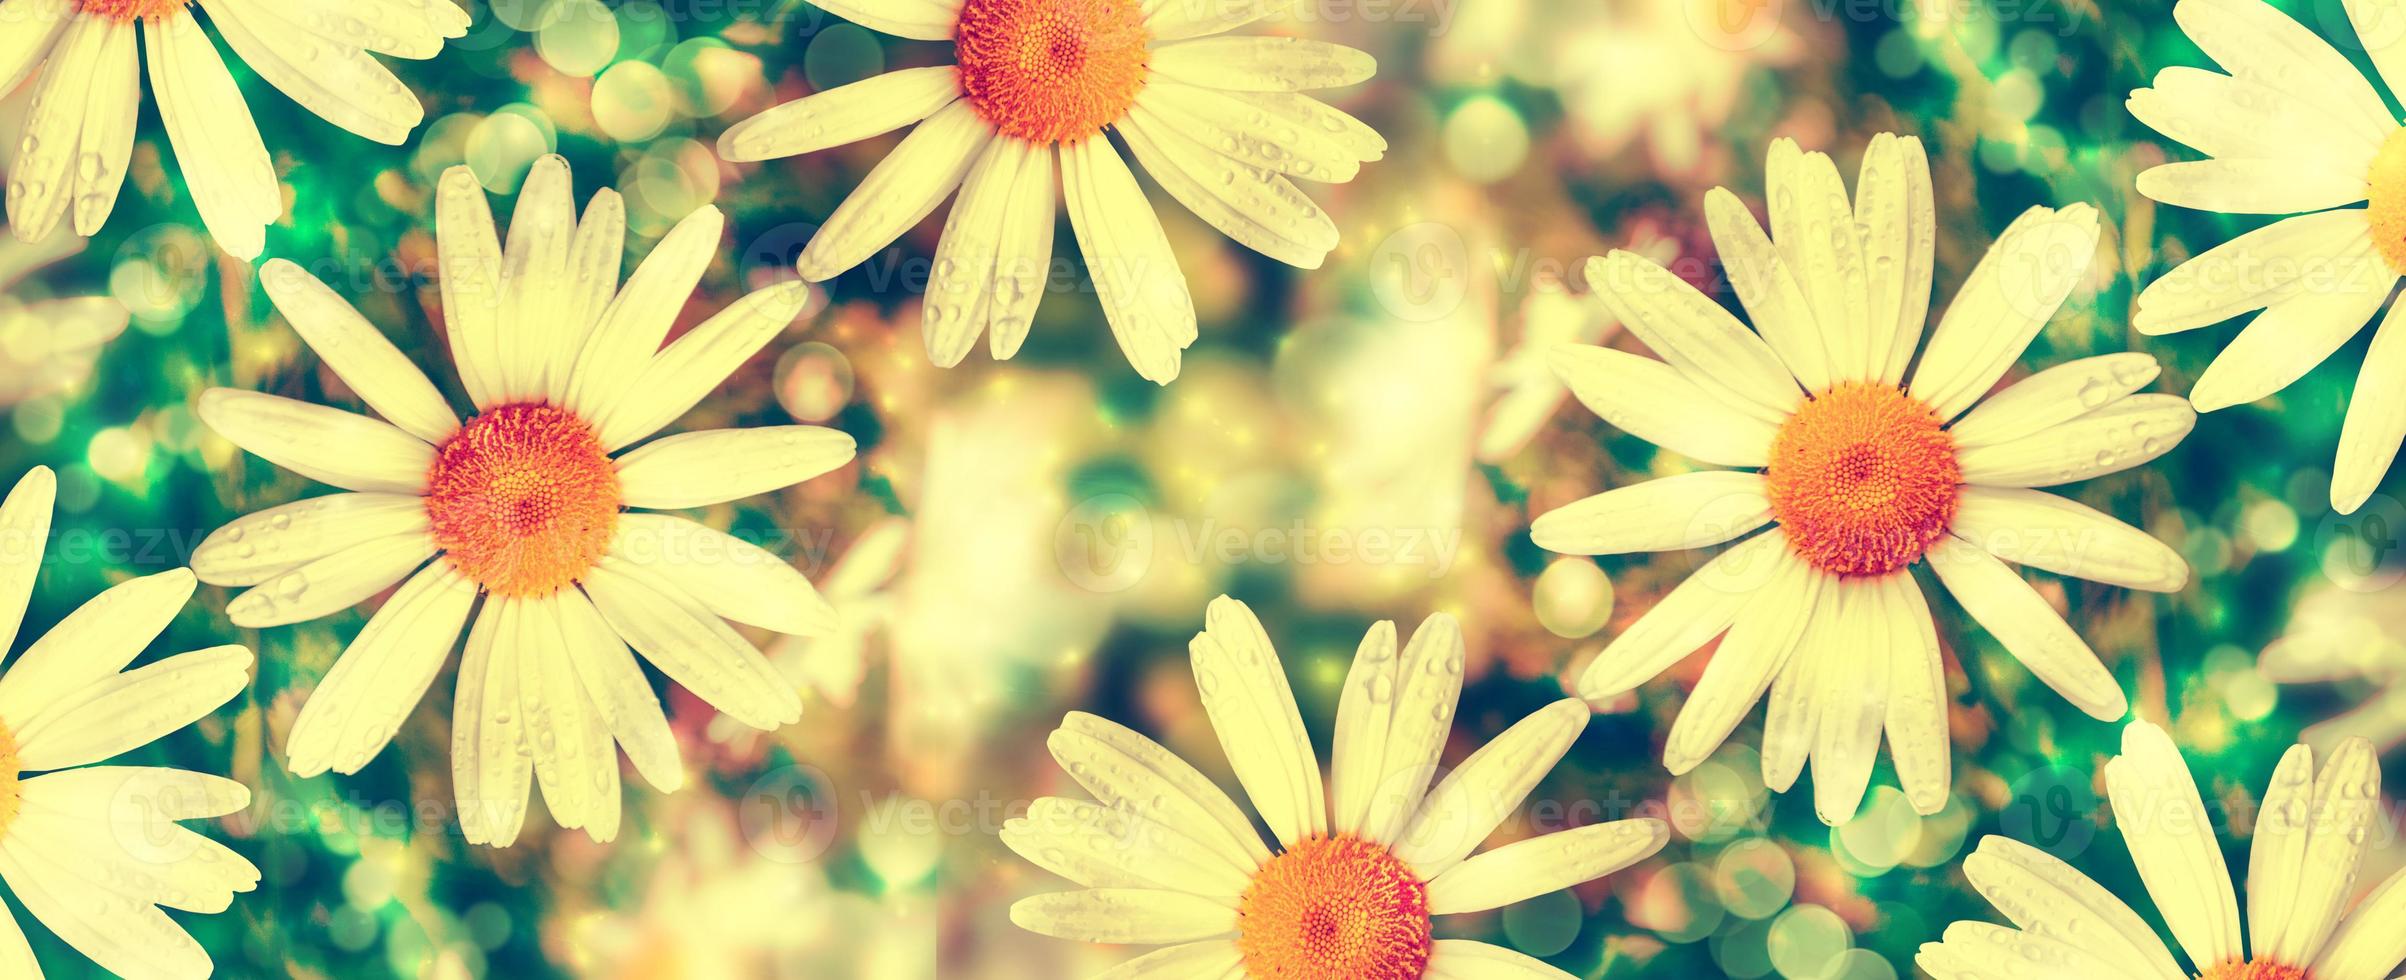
[553,585,684,792]
[796,100,993,282]
[1188,596,1324,848]
[145,12,279,260]
[1002,797,1252,899]
[717,66,961,162]
[1049,712,1273,873]
[1812,578,1890,824]
[0,837,210,980]
[516,595,614,838]
[1119,109,1340,270]
[564,204,724,424]
[2249,744,2317,961]
[986,137,1057,361]
[259,259,459,443]
[1008,889,1235,945]
[2314,863,2406,980]
[1424,940,1579,980]
[2335,300,2406,513]
[609,512,836,636]
[1330,616,1463,847]
[2188,253,2398,412]
[1773,143,1875,382]
[1088,941,1243,979]
[1149,36,1376,91]
[2138,159,2370,214]
[2104,720,2243,969]
[1582,251,1801,419]
[2129,66,2384,170]
[1927,537,2128,721]
[1947,353,2162,449]
[807,0,963,40]
[580,557,802,730]
[613,426,856,509]
[1392,699,1589,878]
[0,567,194,729]
[1127,85,1370,183]
[2173,0,2397,139]
[10,644,249,771]
[1530,471,1771,556]
[1424,819,1667,916]
[0,467,56,656]
[1062,136,1199,384]
[1962,836,2188,979]
[2132,209,2371,337]
[1575,530,1787,700]
[595,280,816,450]
[435,165,506,407]
[1547,344,1780,468]
[1145,0,1287,41]
[68,18,138,238]
[545,188,626,404]
[199,0,426,144]
[1955,394,2197,488]
[2265,738,2382,965]
[8,16,109,244]
[2349,0,2406,113]
[199,389,434,494]
[0,891,42,978]
[1950,487,2189,592]
[192,493,426,588]
[1704,185,1831,392]
[1662,552,1819,774]
[284,562,477,778]
[924,137,1029,367]
[1909,204,2102,421]
[491,154,576,404]
[1759,585,1830,794]
[1884,576,1951,815]
[1861,133,1935,385]
[453,602,532,847]
[225,531,433,628]
[1917,921,2146,980]
[0,0,69,99]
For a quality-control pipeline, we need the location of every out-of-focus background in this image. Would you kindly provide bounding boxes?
[5,0,2405,976]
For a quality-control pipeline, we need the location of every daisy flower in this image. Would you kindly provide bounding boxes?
[1543,133,2196,824]
[0,232,127,405]
[191,156,856,846]
[0,0,467,258]
[1005,596,1668,979]
[0,466,259,980]
[1920,721,2406,980]
[718,0,1386,384]
[2129,0,2406,513]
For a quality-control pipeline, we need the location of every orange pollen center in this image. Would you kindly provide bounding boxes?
[955,0,1150,144]
[424,403,621,599]
[71,0,188,19]
[2367,129,2406,275]
[1236,836,1432,980]
[2197,961,2309,980]
[1764,381,1961,577]
[0,722,17,841]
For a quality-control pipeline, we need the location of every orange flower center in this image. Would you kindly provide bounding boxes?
[2197,961,2309,980]
[425,403,621,599]
[71,0,188,19]
[1764,381,1961,577]
[1236,836,1433,980]
[955,0,1150,144]
[2368,129,2406,276]
[0,723,18,841]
